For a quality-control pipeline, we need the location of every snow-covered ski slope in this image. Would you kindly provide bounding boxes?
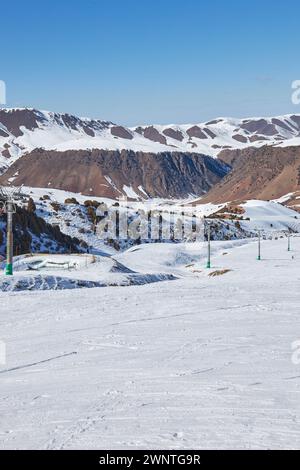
[1,237,300,449]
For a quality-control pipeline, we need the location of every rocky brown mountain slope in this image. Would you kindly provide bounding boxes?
[0,148,230,199]
[197,145,300,204]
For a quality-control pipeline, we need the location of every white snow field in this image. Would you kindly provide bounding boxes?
[1,237,300,449]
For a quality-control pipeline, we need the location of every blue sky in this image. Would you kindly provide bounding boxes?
[1,0,300,125]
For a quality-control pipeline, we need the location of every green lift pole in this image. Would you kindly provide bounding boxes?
[1,186,20,276]
[5,200,14,275]
[257,230,261,261]
[206,222,211,268]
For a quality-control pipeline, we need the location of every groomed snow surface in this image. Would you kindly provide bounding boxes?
[1,237,300,449]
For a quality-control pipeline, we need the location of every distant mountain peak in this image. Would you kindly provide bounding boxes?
[1,108,300,200]
[1,107,300,171]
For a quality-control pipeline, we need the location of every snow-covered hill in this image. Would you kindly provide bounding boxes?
[132,115,300,157]
[1,108,300,172]
[14,187,300,255]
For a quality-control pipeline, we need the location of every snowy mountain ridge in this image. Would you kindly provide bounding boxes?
[1,108,300,172]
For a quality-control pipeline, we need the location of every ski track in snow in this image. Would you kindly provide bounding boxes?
[0,352,77,375]
[0,238,300,449]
